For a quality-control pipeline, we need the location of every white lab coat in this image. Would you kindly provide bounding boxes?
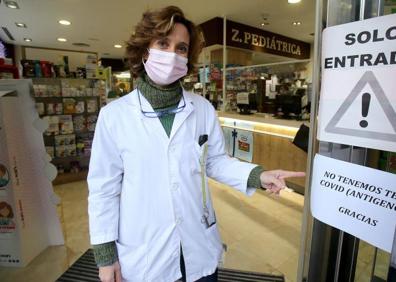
[88,89,258,282]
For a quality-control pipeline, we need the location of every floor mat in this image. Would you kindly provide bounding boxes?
[57,249,285,282]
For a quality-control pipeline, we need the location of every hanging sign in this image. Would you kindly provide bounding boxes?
[317,13,396,152]
[311,154,396,252]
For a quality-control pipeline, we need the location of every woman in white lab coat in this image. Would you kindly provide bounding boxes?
[88,6,305,282]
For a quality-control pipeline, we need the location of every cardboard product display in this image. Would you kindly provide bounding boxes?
[0,80,64,267]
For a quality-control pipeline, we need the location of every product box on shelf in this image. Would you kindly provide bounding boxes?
[86,99,98,113]
[46,103,55,114]
[33,84,61,97]
[54,134,75,146]
[61,86,96,97]
[33,85,44,96]
[85,63,97,79]
[73,115,86,132]
[35,103,45,115]
[21,60,54,78]
[75,101,85,113]
[92,88,101,97]
[76,135,93,156]
[55,146,66,158]
[63,98,76,114]
[85,88,93,96]
[45,146,55,158]
[58,115,74,134]
[86,115,97,131]
[55,144,76,158]
[43,115,60,135]
[76,140,84,156]
[61,87,71,97]
[46,103,63,115]
[20,60,36,77]
[66,144,77,156]
[83,138,93,156]
[55,103,63,114]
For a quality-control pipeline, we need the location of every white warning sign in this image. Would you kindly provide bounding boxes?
[311,154,396,252]
[317,13,396,152]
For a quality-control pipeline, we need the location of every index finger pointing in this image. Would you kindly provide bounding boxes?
[279,171,306,179]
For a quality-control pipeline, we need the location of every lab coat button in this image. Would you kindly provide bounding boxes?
[176,218,183,225]
[171,183,179,191]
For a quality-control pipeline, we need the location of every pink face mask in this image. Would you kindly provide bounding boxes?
[143,48,188,86]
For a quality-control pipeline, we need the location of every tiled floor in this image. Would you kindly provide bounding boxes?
[0,179,390,282]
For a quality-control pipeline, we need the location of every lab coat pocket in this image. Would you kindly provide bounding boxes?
[116,241,148,281]
[204,223,223,261]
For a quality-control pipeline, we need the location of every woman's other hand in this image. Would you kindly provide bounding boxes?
[99,261,121,282]
[260,170,306,195]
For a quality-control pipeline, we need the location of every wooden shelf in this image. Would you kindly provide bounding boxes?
[39,112,99,117]
[53,170,88,185]
[31,77,103,80]
[52,155,90,161]
[34,96,100,99]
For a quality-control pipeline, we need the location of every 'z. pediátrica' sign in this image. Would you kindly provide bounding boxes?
[199,17,310,60]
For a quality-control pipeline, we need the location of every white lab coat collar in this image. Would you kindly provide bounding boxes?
[124,88,195,143]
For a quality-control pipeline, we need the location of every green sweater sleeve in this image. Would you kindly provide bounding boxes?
[247,165,264,189]
[92,241,118,267]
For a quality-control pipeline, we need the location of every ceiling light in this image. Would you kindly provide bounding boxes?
[288,0,301,3]
[114,44,122,48]
[57,38,67,42]
[5,1,19,9]
[15,22,27,28]
[58,20,71,26]
[24,38,32,42]
[261,22,269,26]
[293,21,302,25]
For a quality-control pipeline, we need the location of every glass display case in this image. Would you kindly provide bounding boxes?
[224,60,311,119]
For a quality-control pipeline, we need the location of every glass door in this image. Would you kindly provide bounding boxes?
[297,0,395,281]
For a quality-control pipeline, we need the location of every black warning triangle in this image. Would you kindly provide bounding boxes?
[325,71,396,142]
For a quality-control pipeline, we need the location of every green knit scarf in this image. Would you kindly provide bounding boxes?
[136,73,182,110]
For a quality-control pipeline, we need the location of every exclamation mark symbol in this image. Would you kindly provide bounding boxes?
[359,92,371,128]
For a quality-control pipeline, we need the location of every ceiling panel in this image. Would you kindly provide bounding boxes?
[0,0,315,58]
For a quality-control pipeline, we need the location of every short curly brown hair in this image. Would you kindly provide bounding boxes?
[126,6,204,78]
